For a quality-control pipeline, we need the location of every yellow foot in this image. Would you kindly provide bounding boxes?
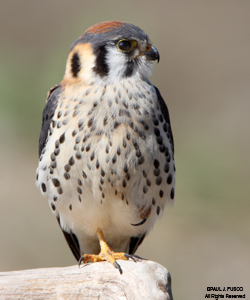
[78,229,136,274]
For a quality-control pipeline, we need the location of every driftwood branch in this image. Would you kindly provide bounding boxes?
[0,259,173,300]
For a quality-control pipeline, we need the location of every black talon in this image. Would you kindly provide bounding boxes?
[131,218,147,226]
[114,261,123,274]
[78,256,84,267]
[124,253,137,263]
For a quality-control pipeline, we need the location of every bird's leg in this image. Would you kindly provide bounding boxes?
[79,228,136,274]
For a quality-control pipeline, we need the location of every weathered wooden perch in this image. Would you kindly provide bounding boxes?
[0,259,173,300]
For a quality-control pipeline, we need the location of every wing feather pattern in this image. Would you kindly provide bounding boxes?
[154,86,174,153]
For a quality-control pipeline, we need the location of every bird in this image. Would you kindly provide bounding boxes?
[36,21,175,274]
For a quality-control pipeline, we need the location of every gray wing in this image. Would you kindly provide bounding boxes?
[154,85,174,153]
[39,84,62,157]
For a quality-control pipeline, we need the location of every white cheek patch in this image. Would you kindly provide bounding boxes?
[105,46,128,83]
[105,46,154,84]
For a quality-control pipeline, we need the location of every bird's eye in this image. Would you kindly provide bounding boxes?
[117,40,137,52]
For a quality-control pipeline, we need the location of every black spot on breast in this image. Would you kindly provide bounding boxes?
[126,131,131,140]
[57,111,62,119]
[71,52,81,77]
[132,139,139,150]
[136,149,141,157]
[159,145,165,153]
[51,161,57,168]
[158,114,164,122]
[154,159,160,169]
[50,153,56,161]
[57,187,63,194]
[41,183,46,192]
[64,173,70,180]
[59,133,65,144]
[117,146,121,155]
[112,154,117,164]
[164,147,169,157]
[138,156,145,165]
[78,119,84,129]
[164,163,169,173]
[90,151,95,161]
[103,116,108,126]
[167,174,173,184]
[82,134,90,143]
[123,101,128,109]
[55,140,60,148]
[156,176,162,185]
[154,169,160,176]
[156,136,163,145]
[54,148,60,156]
[153,118,159,126]
[51,203,56,211]
[87,117,94,128]
[126,172,130,181]
[52,178,60,187]
[75,136,81,145]
[124,163,128,173]
[69,156,75,166]
[123,138,127,148]
[143,186,148,194]
[156,206,161,215]
[64,164,71,172]
[163,122,168,132]
[101,168,105,177]
[114,121,121,129]
[85,143,91,152]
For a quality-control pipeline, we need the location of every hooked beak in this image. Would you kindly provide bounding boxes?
[145,45,160,63]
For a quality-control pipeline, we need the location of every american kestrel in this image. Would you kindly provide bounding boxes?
[36,21,175,274]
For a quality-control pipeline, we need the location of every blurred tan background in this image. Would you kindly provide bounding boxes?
[1,0,250,299]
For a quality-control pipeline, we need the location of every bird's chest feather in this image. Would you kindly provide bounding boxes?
[36,79,174,238]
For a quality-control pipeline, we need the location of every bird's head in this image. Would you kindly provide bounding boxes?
[64,21,160,85]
